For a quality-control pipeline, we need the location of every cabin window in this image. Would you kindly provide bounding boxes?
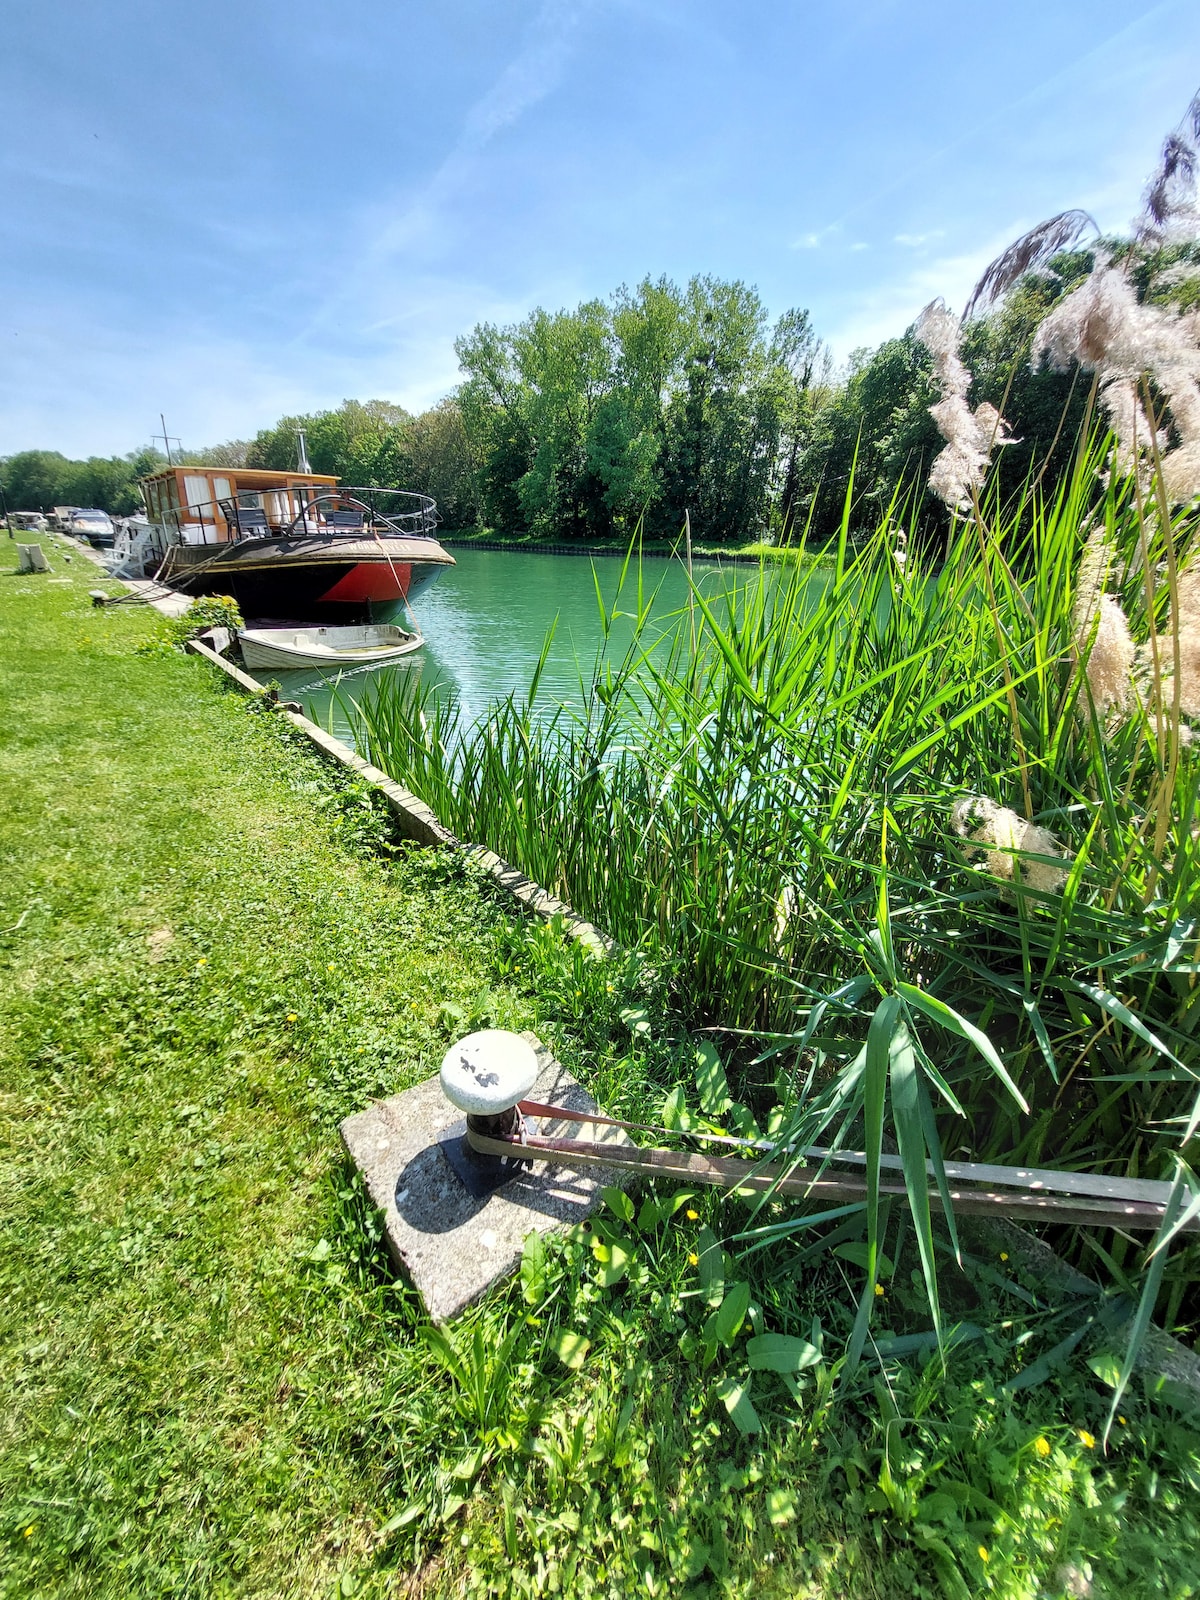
[183,475,211,514]
[212,477,231,502]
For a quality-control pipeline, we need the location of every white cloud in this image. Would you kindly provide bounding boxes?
[822,237,1004,362]
[305,0,598,339]
[0,269,533,457]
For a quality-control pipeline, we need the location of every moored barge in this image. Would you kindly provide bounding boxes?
[135,467,455,622]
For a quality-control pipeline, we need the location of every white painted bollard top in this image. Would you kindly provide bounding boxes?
[439,1030,539,1116]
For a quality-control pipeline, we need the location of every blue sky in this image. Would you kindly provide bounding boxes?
[3,0,1199,458]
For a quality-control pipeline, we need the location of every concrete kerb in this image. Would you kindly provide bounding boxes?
[184,636,614,957]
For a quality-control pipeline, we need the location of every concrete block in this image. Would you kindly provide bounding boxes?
[17,544,49,573]
[339,1036,629,1322]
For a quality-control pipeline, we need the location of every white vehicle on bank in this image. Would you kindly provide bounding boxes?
[68,508,116,548]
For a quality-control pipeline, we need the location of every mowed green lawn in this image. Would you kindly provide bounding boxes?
[0,547,544,1595]
[3,543,1199,1600]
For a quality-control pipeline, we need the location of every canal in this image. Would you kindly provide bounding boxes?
[273,545,765,740]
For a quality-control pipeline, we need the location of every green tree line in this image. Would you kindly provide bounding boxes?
[7,242,1195,542]
[0,448,167,517]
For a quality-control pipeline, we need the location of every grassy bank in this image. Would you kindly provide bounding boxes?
[437,527,826,563]
[3,540,1199,1599]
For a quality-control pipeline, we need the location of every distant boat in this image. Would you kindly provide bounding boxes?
[238,621,424,672]
[135,467,455,623]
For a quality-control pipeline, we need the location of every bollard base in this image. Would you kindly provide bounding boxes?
[339,1035,630,1323]
[437,1116,530,1199]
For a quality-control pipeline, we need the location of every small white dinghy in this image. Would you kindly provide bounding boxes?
[238,622,423,671]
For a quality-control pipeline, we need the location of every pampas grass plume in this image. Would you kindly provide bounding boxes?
[1072,526,1134,716]
[951,796,1070,895]
[1171,557,1200,718]
[916,302,1013,511]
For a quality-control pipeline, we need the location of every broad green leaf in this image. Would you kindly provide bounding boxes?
[378,1502,426,1535]
[601,1185,635,1224]
[661,1085,690,1131]
[696,1225,724,1306]
[714,1376,761,1435]
[1088,1353,1124,1390]
[766,1488,796,1526]
[520,1230,546,1305]
[747,1333,822,1373]
[714,1280,751,1345]
[695,1040,732,1116]
[549,1330,591,1370]
[833,1242,894,1275]
[620,1005,651,1037]
[595,1237,630,1287]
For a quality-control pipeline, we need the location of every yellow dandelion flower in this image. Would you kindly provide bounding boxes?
[874,1283,885,1297]
[286,1012,297,1022]
[606,983,614,993]
[1118,1416,1127,1426]
[978,1545,989,1563]
[686,1208,699,1221]
[327,962,336,972]
[24,1525,34,1537]
[688,1251,699,1266]
[1000,1251,1009,1262]
[196,956,207,966]
[1078,1429,1096,1449]
[1035,1436,1051,1457]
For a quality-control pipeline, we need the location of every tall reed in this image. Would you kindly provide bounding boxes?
[349,446,1199,1344]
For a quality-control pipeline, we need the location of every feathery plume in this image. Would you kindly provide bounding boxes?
[1073,524,1118,630]
[1033,265,1200,495]
[1083,596,1136,717]
[1170,557,1200,718]
[916,302,1014,511]
[1137,116,1200,241]
[951,796,1071,895]
[963,211,1098,321]
[1072,526,1134,717]
[1159,376,1200,505]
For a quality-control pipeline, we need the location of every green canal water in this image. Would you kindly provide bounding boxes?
[275,546,792,740]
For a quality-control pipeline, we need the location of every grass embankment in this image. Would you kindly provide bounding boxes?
[437,527,824,563]
[0,544,545,1593]
[2,541,1198,1599]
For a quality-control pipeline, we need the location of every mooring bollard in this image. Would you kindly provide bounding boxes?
[437,1029,539,1198]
